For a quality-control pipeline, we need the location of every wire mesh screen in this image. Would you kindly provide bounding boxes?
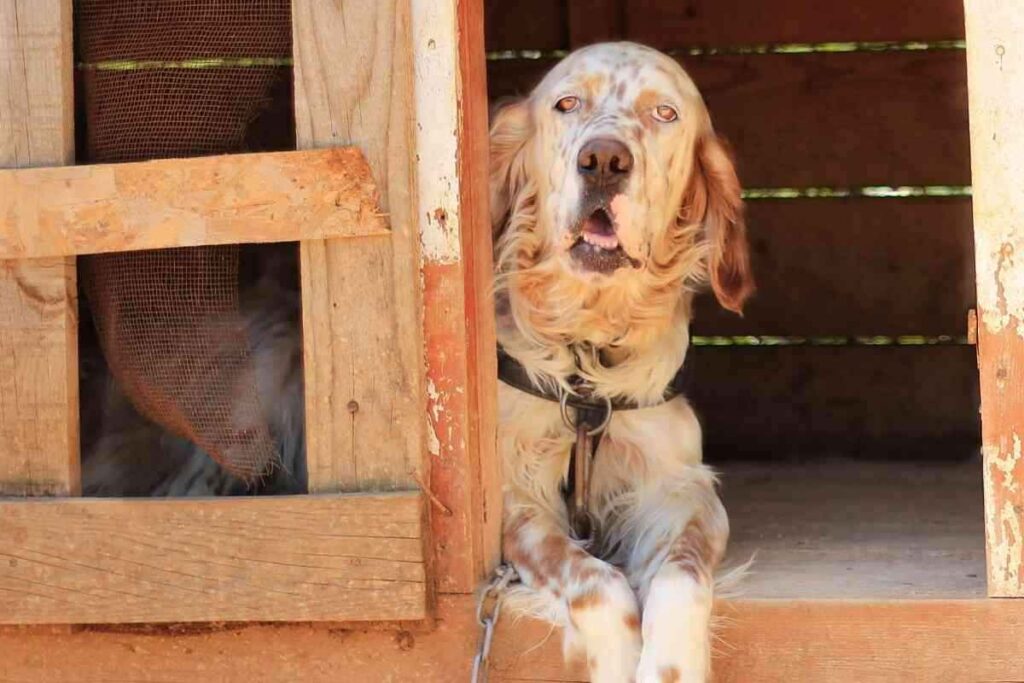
[75,0,294,482]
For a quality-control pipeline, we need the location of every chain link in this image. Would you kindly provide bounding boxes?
[471,563,519,683]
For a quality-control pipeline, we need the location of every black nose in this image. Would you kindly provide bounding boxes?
[577,138,634,183]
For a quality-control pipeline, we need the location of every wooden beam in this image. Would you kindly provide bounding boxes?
[964,0,1024,597]
[0,492,427,624]
[293,0,425,494]
[4,596,1024,681]
[0,0,78,496]
[411,0,501,592]
[0,148,387,259]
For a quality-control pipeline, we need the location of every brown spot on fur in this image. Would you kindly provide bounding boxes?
[660,666,682,683]
[623,613,641,632]
[569,586,605,612]
[667,519,717,583]
[577,73,608,100]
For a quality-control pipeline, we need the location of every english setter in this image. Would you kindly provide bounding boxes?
[492,42,753,682]
[80,38,752,683]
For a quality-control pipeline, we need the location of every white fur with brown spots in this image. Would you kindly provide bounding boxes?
[492,42,754,683]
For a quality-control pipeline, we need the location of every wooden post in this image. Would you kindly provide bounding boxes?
[965,0,1024,596]
[292,0,425,494]
[413,0,501,591]
[0,0,79,496]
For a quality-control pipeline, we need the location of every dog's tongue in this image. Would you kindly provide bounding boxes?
[582,208,619,250]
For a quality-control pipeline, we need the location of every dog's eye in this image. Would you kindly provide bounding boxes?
[554,96,580,113]
[653,105,679,123]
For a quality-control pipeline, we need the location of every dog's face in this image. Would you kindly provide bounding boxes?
[491,42,753,318]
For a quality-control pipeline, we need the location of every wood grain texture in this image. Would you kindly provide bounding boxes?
[0,148,387,259]
[417,0,502,592]
[964,0,1024,597]
[722,460,985,600]
[690,345,980,461]
[459,0,504,590]
[293,0,425,493]
[0,492,427,624]
[692,198,976,336]
[623,0,966,47]
[0,0,78,496]
[5,595,1024,681]
[487,50,970,187]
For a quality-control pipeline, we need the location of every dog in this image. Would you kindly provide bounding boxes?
[81,39,751,682]
[491,42,753,682]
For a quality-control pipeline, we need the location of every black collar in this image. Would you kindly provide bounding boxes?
[496,344,692,412]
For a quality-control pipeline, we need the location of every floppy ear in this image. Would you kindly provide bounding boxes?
[685,133,755,314]
[489,99,532,238]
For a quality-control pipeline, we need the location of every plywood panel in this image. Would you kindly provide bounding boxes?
[689,345,980,461]
[293,0,424,493]
[0,0,78,496]
[693,198,975,336]
[487,50,970,187]
[624,0,966,47]
[963,0,1024,597]
[0,492,427,624]
[722,460,985,600]
[0,148,387,259]
[5,595,1024,681]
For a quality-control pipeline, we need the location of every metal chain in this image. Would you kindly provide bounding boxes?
[471,563,519,683]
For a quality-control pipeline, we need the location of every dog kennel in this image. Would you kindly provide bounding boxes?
[1,0,1023,680]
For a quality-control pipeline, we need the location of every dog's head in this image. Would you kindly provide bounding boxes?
[491,42,754,327]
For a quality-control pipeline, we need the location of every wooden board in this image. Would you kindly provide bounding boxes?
[623,0,966,47]
[689,345,980,461]
[0,0,79,496]
[964,0,1024,597]
[692,198,975,337]
[484,0,566,51]
[293,0,425,493]
[0,492,427,624]
[0,148,387,259]
[488,50,970,187]
[567,0,623,47]
[721,460,985,599]
[417,0,502,592]
[5,595,1024,682]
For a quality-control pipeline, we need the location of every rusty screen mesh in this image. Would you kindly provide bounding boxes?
[75,0,294,482]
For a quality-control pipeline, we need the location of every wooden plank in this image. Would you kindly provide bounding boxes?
[0,0,78,496]
[0,492,427,624]
[5,595,1024,681]
[486,50,971,187]
[293,0,425,493]
[485,0,566,51]
[624,0,966,47]
[692,198,975,336]
[688,345,980,461]
[414,0,502,592]
[567,0,623,47]
[0,149,387,259]
[964,0,1024,597]
[722,460,985,600]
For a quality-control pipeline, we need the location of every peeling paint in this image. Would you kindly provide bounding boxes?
[985,436,1024,593]
[425,377,443,457]
[412,0,461,264]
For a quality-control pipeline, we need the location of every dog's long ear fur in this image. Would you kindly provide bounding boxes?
[489,99,532,238]
[684,132,755,314]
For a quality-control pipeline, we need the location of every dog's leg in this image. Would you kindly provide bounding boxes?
[622,466,728,683]
[504,501,642,683]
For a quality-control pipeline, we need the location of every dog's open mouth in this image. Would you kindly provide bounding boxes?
[569,207,637,274]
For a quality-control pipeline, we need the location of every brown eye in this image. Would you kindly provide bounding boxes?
[554,96,580,113]
[653,105,679,122]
